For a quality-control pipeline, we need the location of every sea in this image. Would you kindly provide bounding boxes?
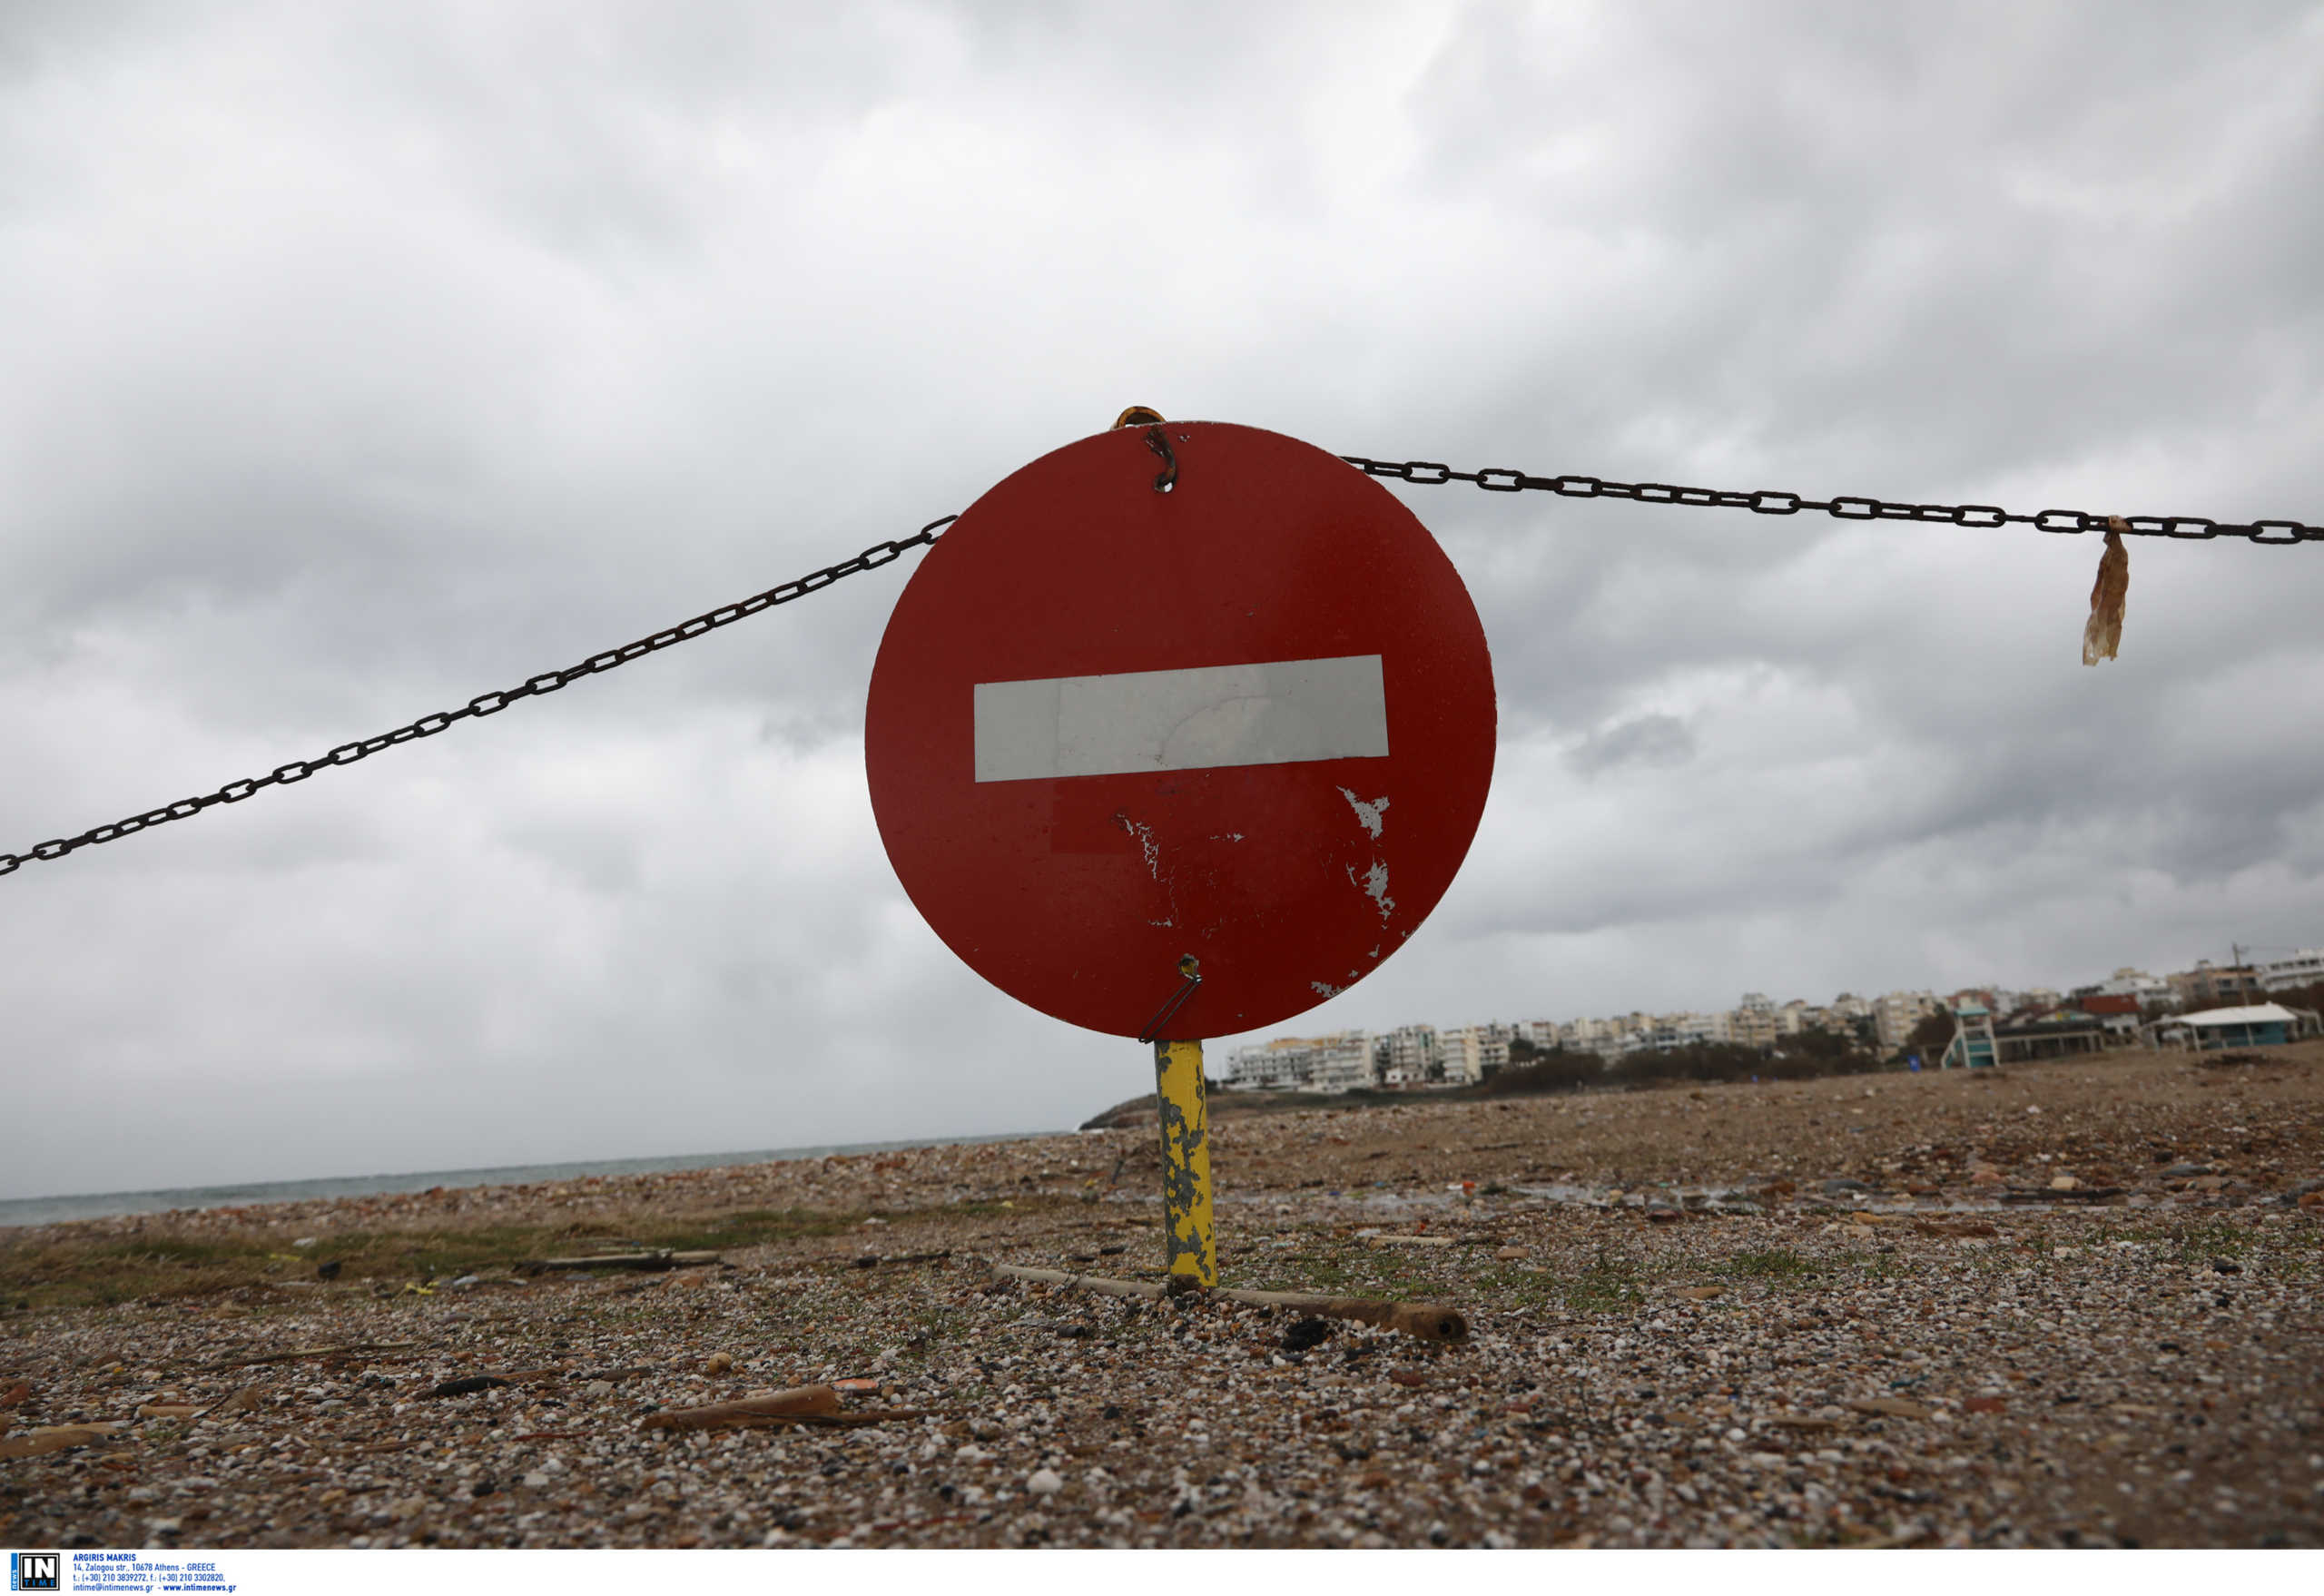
[0,1128,1067,1229]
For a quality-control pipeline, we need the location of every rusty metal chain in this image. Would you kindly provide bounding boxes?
[0,517,958,879]
[11,445,2319,882]
[1336,457,2324,545]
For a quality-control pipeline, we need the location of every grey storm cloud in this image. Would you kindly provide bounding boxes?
[1566,714,1696,777]
[4,2,2322,1199]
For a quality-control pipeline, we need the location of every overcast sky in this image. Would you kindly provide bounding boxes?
[5,2,2323,1199]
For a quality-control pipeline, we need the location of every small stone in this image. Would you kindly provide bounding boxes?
[524,1472,550,1489]
[1281,1317,1334,1353]
[586,1380,614,1397]
[1026,1467,1064,1496]
[1964,1396,2006,1414]
[290,1237,318,1249]
[1846,1397,1933,1420]
[2049,1175,2081,1191]
[704,1353,734,1375]
[1677,1285,1723,1301]
[1494,1245,1527,1260]
[1822,1178,1871,1195]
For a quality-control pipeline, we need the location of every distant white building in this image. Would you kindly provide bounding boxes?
[1380,1024,1442,1084]
[1225,1031,1375,1093]
[1225,1038,1313,1091]
[2258,949,2324,993]
[1306,1031,1375,1094]
[1829,992,1875,1022]
[1439,1024,1512,1084]
[2080,967,2173,1003]
[1557,1016,1619,1056]
[1670,1011,1728,1047]
[1729,993,1778,1050]
[1874,990,1938,1051]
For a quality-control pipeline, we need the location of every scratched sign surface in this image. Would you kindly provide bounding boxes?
[865,421,1496,1039]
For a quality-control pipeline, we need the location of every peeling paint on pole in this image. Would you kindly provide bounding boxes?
[1152,1039,1215,1286]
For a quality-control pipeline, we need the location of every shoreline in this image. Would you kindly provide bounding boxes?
[4,1043,2319,1550]
[0,1128,1069,1232]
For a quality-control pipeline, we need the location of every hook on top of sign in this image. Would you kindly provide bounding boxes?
[1137,954,1202,1044]
[1112,405,1177,493]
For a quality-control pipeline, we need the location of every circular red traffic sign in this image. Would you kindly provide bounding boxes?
[865,421,1495,1039]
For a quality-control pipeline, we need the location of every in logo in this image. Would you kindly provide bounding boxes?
[10,1553,61,1592]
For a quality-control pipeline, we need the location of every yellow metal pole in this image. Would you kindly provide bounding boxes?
[1152,1039,1216,1286]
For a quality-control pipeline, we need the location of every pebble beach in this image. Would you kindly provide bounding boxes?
[4,1043,2321,1550]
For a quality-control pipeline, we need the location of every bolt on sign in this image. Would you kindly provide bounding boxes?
[867,418,1497,1282]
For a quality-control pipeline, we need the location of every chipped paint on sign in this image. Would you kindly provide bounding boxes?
[1310,980,1344,998]
[1351,860,1395,921]
[1338,788,1391,838]
[1114,813,1175,927]
[972,655,1389,783]
[1114,813,1163,880]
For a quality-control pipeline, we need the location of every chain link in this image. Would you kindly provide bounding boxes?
[1336,458,2324,545]
[0,517,958,879]
[11,448,2319,882]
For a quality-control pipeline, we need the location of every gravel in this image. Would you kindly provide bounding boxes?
[4,1044,2320,1549]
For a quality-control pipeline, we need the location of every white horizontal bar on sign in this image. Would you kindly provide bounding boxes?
[973,655,1389,783]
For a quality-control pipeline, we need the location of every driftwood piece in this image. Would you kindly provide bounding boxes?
[519,1250,722,1275]
[198,1341,422,1372]
[1216,1286,1468,1345]
[665,1410,939,1432]
[1998,1187,2124,1204]
[638,1384,843,1432]
[0,1423,126,1460]
[189,1385,267,1422]
[990,1263,1467,1343]
[990,1264,1163,1301]
[1846,1396,1935,1421]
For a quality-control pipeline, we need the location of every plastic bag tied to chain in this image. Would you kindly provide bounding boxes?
[2082,517,2130,666]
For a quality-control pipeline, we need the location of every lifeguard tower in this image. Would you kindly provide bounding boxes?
[1938,1001,1998,1069]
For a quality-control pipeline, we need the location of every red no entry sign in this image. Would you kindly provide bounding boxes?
[866,422,1496,1039]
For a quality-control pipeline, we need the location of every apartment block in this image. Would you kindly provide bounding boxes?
[1874,990,1938,1051]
